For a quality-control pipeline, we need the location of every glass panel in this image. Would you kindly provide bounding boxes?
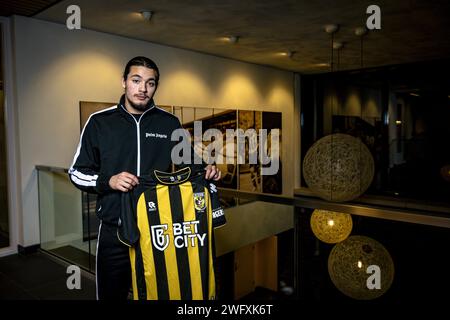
[296,206,450,303]
[35,166,450,302]
[37,168,95,272]
[0,23,9,249]
[36,166,296,300]
[300,60,450,204]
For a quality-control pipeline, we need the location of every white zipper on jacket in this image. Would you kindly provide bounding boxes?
[120,104,154,176]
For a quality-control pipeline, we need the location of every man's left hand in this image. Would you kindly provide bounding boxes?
[205,165,221,181]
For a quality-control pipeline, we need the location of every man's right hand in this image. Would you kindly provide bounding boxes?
[109,172,139,192]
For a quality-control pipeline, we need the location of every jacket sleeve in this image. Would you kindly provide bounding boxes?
[68,118,112,194]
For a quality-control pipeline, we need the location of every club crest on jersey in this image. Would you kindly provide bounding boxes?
[151,225,169,251]
[194,192,206,211]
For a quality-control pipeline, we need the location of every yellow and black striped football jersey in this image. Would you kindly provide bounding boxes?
[118,167,226,300]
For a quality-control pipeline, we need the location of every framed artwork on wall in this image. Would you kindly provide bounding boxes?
[183,109,238,190]
[262,112,282,194]
[182,107,282,194]
[238,110,262,192]
[79,101,116,130]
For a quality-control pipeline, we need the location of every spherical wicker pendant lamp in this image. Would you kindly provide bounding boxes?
[328,235,394,300]
[310,209,353,244]
[303,133,374,202]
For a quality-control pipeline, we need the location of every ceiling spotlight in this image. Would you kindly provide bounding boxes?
[333,41,344,50]
[279,51,295,58]
[314,63,330,67]
[355,26,368,37]
[141,10,153,21]
[324,24,339,34]
[228,35,239,44]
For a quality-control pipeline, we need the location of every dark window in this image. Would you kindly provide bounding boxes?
[300,60,450,204]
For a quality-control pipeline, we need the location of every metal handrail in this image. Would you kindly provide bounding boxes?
[219,187,294,206]
[35,165,450,228]
[293,194,450,229]
[36,165,68,174]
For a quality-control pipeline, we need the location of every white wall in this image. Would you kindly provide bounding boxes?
[11,16,295,247]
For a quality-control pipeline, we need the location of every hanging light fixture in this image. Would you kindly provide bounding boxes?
[228,35,240,44]
[333,41,344,71]
[302,25,375,202]
[355,27,368,68]
[355,26,369,197]
[303,133,374,201]
[140,10,153,21]
[324,24,339,72]
[310,209,352,243]
[328,235,395,300]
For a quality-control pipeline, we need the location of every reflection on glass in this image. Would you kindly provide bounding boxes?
[38,169,96,272]
[301,60,450,203]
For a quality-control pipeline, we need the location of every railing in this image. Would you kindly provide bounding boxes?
[36,165,97,272]
[35,165,294,299]
[36,165,450,302]
[294,187,450,228]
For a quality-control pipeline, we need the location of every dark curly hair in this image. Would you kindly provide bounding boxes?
[123,56,159,84]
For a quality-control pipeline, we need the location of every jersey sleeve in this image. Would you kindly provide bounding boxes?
[208,182,226,228]
[118,187,141,247]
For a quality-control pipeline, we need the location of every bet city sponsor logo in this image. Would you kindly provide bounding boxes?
[151,220,206,251]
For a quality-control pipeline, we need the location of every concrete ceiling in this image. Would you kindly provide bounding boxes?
[35,0,450,74]
[0,0,60,17]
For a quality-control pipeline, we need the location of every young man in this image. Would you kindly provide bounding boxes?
[69,56,220,300]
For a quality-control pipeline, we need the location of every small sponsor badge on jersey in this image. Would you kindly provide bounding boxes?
[147,201,157,212]
[194,192,206,211]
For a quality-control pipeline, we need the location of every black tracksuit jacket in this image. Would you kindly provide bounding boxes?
[69,95,203,224]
